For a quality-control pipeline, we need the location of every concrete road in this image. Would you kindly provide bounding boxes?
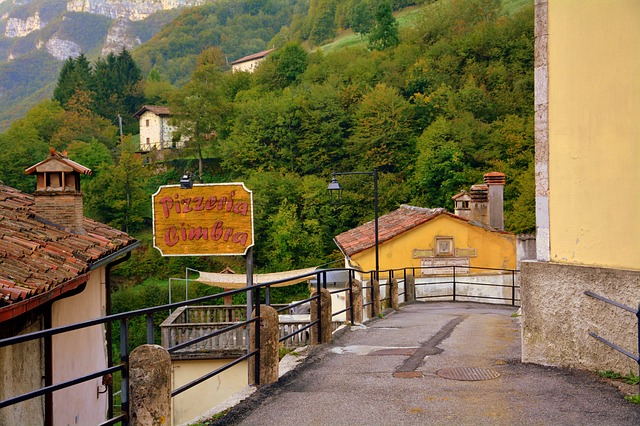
[210,302,640,426]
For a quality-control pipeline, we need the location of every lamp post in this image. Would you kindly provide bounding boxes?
[327,170,379,279]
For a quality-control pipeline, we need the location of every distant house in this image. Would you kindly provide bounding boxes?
[230,48,274,73]
[0,150,138,425]
[134,105,185,152]
[334,172,517,275]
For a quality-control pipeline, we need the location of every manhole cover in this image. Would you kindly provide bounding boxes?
[436,367,500,381]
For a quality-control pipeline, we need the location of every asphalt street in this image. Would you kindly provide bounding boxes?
[211,302,640,426]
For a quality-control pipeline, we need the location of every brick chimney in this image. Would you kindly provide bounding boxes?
[469,184,489,225]
[25,149,92,234]
[484,172,506,231]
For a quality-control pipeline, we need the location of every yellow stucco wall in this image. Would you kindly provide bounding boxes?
[172,358,248,425]
[547,0,640,269]
[350,214,516,274]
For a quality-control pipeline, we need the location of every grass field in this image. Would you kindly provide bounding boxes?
[315,0,533,54]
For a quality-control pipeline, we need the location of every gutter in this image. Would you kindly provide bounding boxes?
[0,241,140,323]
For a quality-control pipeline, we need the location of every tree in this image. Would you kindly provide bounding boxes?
[170,47,232,176]
[53,54,92,108]
[92,50,144,134]
[85,142,150,233]
[368,0,399,51]
[346,84,414,173]
[50,90,119,152]
[348,0,375,36]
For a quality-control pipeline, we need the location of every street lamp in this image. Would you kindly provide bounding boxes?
[327,170,379,279]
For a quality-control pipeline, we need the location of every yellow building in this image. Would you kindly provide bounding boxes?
[334,205,517,277]
[522,0,640,373]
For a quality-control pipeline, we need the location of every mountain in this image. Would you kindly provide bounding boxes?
[0,0,189,129]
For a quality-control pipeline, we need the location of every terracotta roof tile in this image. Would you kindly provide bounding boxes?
[335,205,445,257]
[0,183,136,310]
[133,105,171,117]
[334,204,509,257]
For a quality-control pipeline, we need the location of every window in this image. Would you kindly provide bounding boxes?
[146,119,150,127]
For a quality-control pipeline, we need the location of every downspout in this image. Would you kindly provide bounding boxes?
[98,242,139,420]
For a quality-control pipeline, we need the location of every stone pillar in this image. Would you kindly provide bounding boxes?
[249,305,279,386]
[371,279,381,317]
[405,275,415,303]
[310,288,332,344]
[390,278,399,310]
[347,279,363,324]
[129,345,171,426]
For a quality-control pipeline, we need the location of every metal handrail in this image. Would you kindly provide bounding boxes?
[0,264,520,422]
[584,290,640,393]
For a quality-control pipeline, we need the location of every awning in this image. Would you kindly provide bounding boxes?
[195,267,318,289]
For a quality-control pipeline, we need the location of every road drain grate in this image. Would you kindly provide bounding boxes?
[436,367,500,381]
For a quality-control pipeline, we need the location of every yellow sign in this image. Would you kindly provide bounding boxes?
[152,183,254,256]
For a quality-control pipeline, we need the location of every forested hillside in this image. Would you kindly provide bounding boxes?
[0,0,534,285]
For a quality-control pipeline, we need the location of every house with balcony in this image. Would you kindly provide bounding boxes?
[134,105,185,152]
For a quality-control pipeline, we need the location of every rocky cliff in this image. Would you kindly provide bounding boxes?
[66,0,204,22]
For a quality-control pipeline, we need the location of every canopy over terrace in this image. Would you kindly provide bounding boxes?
[194,267,319,289]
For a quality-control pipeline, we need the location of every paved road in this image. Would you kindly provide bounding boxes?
[211,302,640,426]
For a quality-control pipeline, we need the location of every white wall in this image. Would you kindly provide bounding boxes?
[51,268,108,426]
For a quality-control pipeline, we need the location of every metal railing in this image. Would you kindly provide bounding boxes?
[584,290,640,393]
[0,268,340,425]
[0,265,519,424]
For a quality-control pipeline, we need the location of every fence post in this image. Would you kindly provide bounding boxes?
[405,275,415,303]
[372,279,381,317]
[129,345,171,426]
[120,319,130,426]
[347,279,363,324]
[390,278,399,310]
[249,305,279,386]
[310,288,332,344]
[146,314,154,344]
[452,266,457,302]
[511,270,516,306]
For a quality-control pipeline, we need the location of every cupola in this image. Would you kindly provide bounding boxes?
[24,148,92,234]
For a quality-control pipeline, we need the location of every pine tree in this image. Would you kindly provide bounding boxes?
[368,0,399,51]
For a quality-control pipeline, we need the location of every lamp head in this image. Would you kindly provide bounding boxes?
[180,172,193,189]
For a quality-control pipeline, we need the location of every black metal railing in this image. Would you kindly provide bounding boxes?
[0,264,519,424]
[584,290,640,393]
[0,268,337,425]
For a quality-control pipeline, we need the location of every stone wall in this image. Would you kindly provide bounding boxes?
[521,261,640,373]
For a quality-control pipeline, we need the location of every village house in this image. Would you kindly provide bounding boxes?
[230,48,274,73]
[334,172,517,275]
[134,105,185,153]
[0,150,138,425]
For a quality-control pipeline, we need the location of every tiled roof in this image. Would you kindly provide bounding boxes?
[0,183,137,311]
[230,48,275,65]
[25,150,92,176]
[133,105,171,117]
[334,205,445,257]
[334,204,510,257]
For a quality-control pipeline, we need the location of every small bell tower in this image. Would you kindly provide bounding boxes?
[25,148,92,234]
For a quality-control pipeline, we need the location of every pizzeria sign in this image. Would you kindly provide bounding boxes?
[152,183,254,256]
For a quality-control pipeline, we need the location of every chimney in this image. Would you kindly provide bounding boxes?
[469,184,489,225]
[484,172,506,231]
[452,190,472,220]
[25,149,92,234]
